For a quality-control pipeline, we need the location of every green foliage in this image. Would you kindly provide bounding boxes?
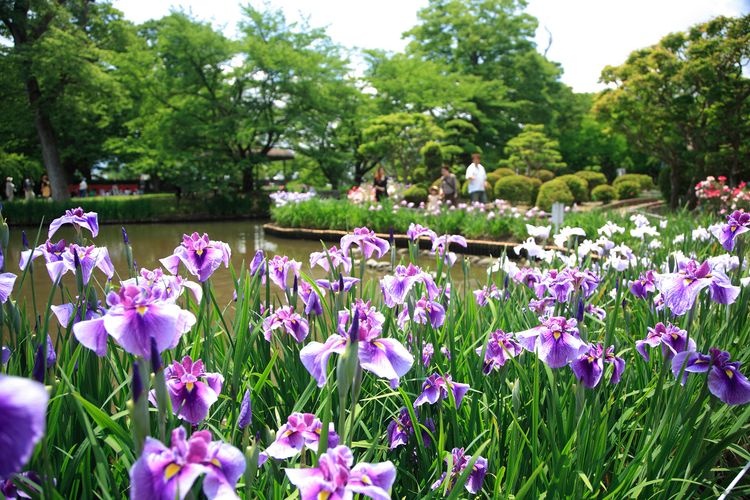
[402,185,428,204]
[494,175,534,204]
[0,151,44,185]
[556,174,589,203]
[613,173,655,191]
[486,167,516,186]
[614,180,642,200]
[501,124,567,174]
[591,184,616,203]
[532,169,556,182]
[575,170,607,191]
[536,179,574,210]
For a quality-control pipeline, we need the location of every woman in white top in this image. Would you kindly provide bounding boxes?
[465,153,488,203]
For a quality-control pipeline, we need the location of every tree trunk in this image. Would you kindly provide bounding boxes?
[669,163,680,209]
[242,164,255,192]
[26,76,70,201]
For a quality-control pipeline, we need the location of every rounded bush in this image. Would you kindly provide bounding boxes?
[536,179,574,211]
[575,171,607,191]
[592,184,616,204]
[614,180,641,200]
[402,185,428,204]
[532,169,555,183]
[556,174,589,203]
[494,175,534,204]
[486,168,516,187]
[613,174,654,191]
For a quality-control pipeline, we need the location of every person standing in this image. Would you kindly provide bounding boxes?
[440,165,458,205]
[465,153,488,203]
[79,178,88,198]
[4,177,15,201]
[23,177,35,200]
[40,174,51,198]
[373,166,388,202]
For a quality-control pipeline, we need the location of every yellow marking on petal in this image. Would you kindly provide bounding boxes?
[731,225,738,233]
[373,340,385,350]
[553,331,561,341]
[318,492,331,500]
[211,458,222,468]
[164,463,181,480]
[684,278,694,286]
[360,474,372,485]
[186,382,195,392]
[726,369,734,379]
[196,249,204,256]
[136,306,148,316]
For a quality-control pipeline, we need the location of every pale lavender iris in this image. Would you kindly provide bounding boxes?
[340,227,390,259]
[285,445,396,500]
[0,272,17,303]
[630,270,656,299]
[50,296,106,329]
[636,322,695,362]
[309,245,352,274]
[121,267,202,304]
[711,210,750,252]
[48,207,99,239]
[19,240,66,282]
[406,223,437,242]
[316,276,359,293]
[477,329,523,375]
[160,232,231,282]
[516,316,586,369]
[73,284,196,357]
[150,356,224,425]
[264,412,339,460]
[655,259,740,316]
[570,344,625,388]
[538,268,600,303]
[266,255,301,290]
[249,249,266,278]
[0,375,49,479]
[413,373,470,409]
[299,280,324,316]
[129,427,245,500]
[473,284,502,307]
[43,243,114,285]
[386,407,434,450]
[431,234,467,256]
[262,306,309,343]
[396,297,445,330]
[431,447,487,495]
[380,264,439,307]
[300,300,413,387]
[672,348,750,405]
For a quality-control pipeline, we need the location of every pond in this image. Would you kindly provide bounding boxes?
[9,220,493,316]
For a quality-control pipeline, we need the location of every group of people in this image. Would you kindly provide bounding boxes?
[4,174,52,201]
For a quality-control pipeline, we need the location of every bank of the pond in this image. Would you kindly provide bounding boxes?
[3,192,271,226]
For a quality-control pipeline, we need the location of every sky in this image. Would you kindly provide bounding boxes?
[112,0,749,93]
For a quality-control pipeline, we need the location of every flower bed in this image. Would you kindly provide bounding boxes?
[1,205,750,498]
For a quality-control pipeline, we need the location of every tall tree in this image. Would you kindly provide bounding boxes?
[500,124,566,174]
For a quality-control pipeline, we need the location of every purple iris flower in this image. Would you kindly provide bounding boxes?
[406,223,437,242]
[50,294,106,328]
[238,390,252,430]
[477,329,523,375]
[262,306,309,343]
[513,267,543,289]
[711,210,750,252]
[527,297,555,316]
[570,344,625,388]
[0,375,49,479]
[340,227,390,259]
[309,245,352,274]
[130,427,245,499]
[73,284,196,357]
[396,297,445,330]
[672,348,750,405]
[422,343,434,367]
[380,264,439,307]
[299,300,413,387]
[630,270,656,299]
[264,412,339,460]
[149,356,224,425]
[431,234,467,256]
[285,445,396,500]
[1,471,44,498]
[298,280,324,316]
[636,322,695,362]
[431,447,488,495]
[655,259,740,316]
[0,272,17,303]
[41,243,114,285]
[122,267,202,304]
[538,268,599,303]
[249,249,266,278]
[160,232,231,282]
[473,284,502,307]
[316,276,359,293]
[516,316,586,369]
[386,407,434,449]
[48,207,98,239]
[19,240,65,282]
[32,336,56,383]
[266,255,301,290]
[1,346,10,365]
[414,373,470,409]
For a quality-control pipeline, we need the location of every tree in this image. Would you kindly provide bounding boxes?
[597,15,750,208]
[500,124,566,174]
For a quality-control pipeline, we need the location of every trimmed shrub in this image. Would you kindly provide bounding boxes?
[494,175,534,204]
[613,174,654,191]
[532,169,555,183]
[403,185,428,204]
[536,179,574,211]
[528,176,542,204]
[486,168,516,187]
[556,174,589,203]
[575,171,607,191]
[614,180,641,200]
[592,184,616,204]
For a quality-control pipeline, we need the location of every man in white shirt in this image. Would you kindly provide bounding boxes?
[465,153,488,203]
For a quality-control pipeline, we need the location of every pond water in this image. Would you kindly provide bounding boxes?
[8,220,492,315]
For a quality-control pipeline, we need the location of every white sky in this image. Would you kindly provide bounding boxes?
[112,0,749,93]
